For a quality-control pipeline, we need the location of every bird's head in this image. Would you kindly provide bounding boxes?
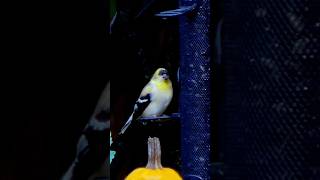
[152,68,170,81]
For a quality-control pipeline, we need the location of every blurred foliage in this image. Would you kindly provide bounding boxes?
[110,132,116,163]
[110,0,116,20]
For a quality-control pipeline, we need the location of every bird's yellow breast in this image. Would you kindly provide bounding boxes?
[153,80,172,91]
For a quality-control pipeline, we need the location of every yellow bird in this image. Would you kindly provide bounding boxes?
[119,68,173,134]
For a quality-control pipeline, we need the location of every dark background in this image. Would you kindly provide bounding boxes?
[2,0,319,179]
[2,0,109,179]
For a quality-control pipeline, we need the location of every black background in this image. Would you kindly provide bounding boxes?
[2,0,109,179]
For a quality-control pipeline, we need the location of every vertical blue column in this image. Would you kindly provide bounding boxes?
[179,0,211,179]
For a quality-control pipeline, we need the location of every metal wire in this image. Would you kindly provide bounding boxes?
[222,0,320,179]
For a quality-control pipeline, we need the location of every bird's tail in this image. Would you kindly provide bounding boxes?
[119,113,134,134]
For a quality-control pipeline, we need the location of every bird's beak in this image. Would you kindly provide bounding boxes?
[162,74,169,80]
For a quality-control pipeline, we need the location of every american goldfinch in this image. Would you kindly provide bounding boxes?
[119,68,173,134]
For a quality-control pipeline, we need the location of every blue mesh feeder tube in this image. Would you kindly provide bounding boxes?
[222,0,320,179]
[179,0,211,179]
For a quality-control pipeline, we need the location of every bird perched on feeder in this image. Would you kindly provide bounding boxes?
[119,68,173,134]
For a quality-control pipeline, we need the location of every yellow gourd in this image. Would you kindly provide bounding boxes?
[126,137,182,180]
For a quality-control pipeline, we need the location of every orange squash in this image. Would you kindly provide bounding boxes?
[126,137,182,180]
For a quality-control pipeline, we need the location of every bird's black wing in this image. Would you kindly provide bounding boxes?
[118,93,151,135]
[132,93,151,120]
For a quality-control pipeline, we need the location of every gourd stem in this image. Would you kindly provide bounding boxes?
[146,137,163,169]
